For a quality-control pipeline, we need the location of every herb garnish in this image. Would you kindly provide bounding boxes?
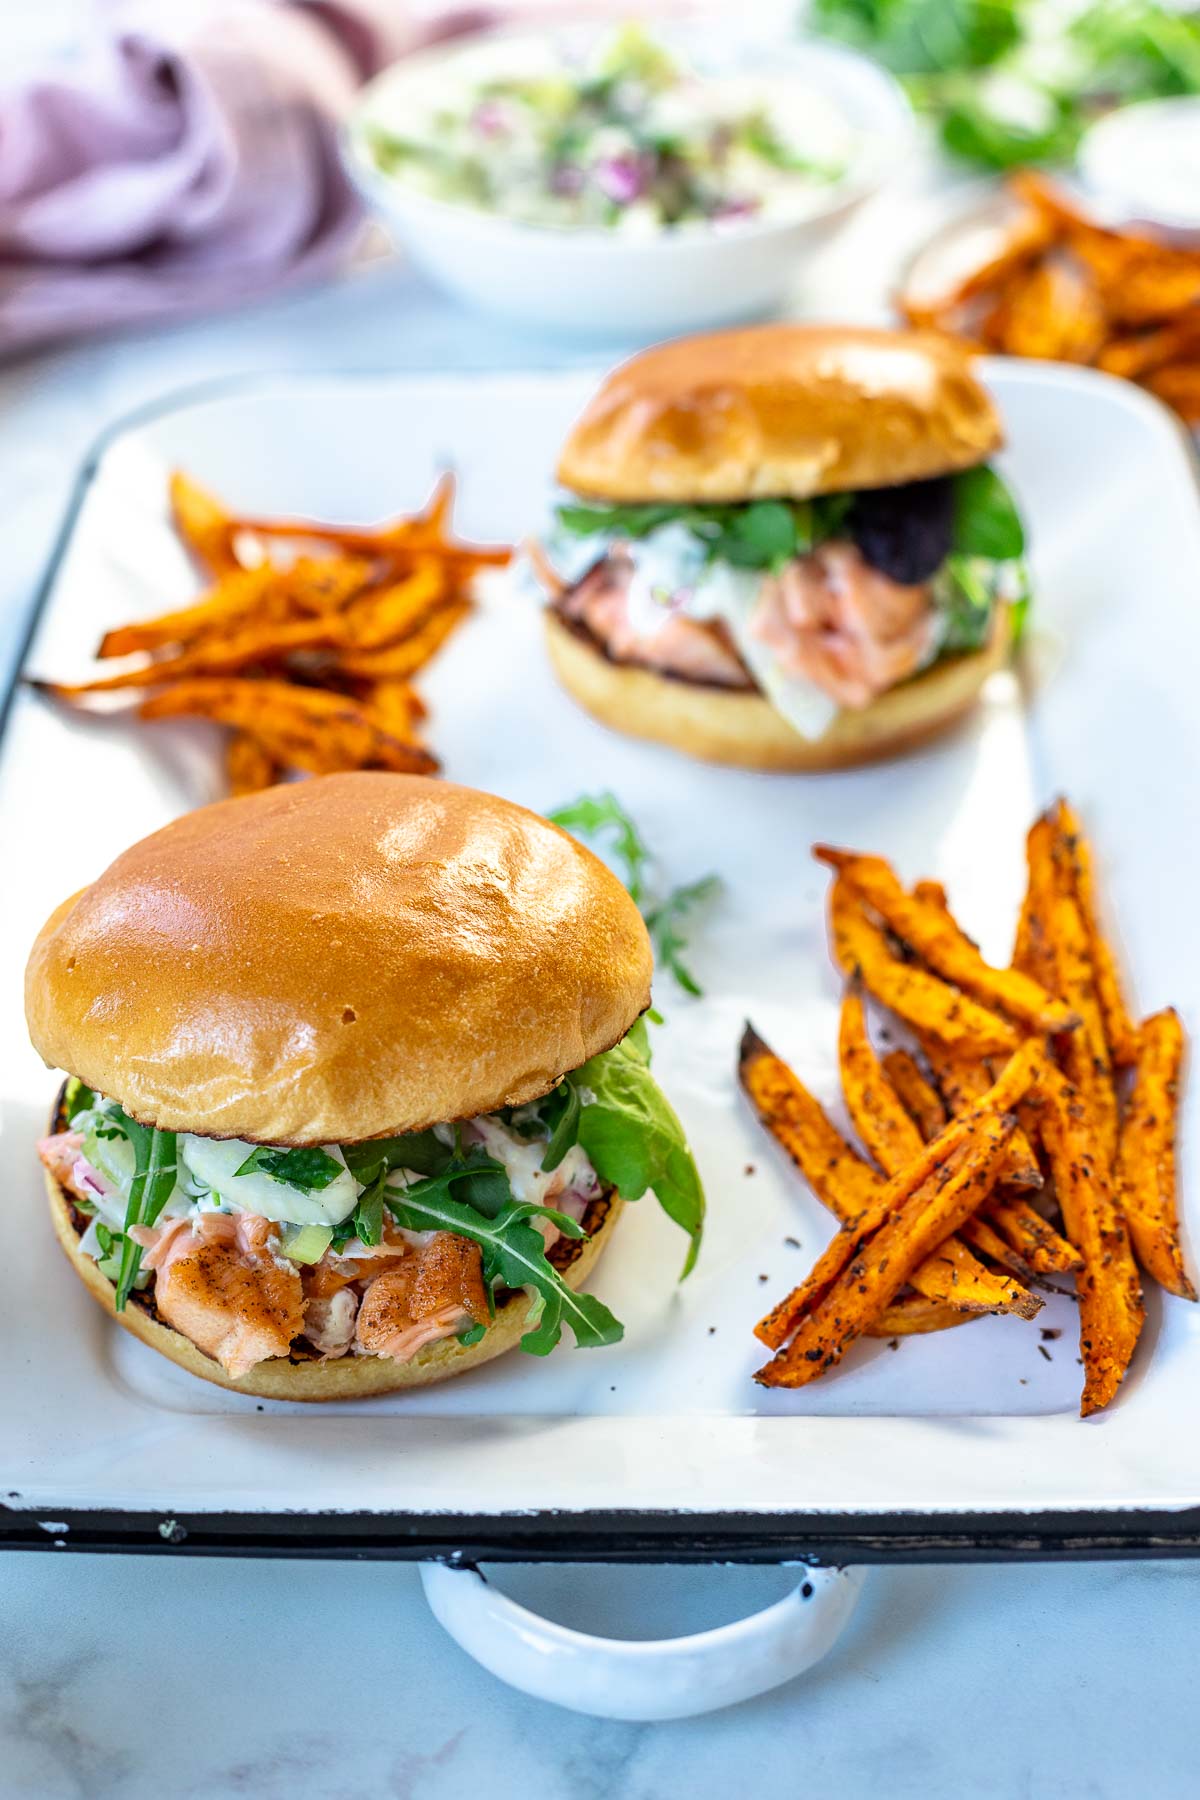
[548,792,719,996]
[233,1145,344,1191]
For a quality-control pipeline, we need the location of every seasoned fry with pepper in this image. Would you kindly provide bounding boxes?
[1039,1066,1145,1417]
[817,846,1077,1034]
[829,875,1020,1057]
[740,1024,1037,1325]
[1117,1009,1194,1302]
[752,804,1180,1412]
[882,1048,946,1141]
[756,1114,1019,1388]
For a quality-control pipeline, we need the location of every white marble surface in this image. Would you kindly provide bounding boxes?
[3,1553,1198,1797]
[1,81,1199,1797]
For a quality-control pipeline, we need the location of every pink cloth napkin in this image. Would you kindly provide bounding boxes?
[0,0,494,354]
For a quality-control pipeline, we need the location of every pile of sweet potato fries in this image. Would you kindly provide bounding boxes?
[900,170,1200,426]
[36,470,510,792]
[742,800,1189,1416]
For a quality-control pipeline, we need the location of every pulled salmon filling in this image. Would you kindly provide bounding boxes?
[554,540,938,710]
[39,1112,599,1381]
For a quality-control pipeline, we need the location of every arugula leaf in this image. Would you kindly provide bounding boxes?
[233,1145,343,1192]
[385,1167,622,1354]
[63,1078,96,1127]
[952,466,1025,561]
[114,1115,178,1312]
[567,1036,705,1277]
[548,792,720,995]
[548,792,651,904]
[342,1129,450,1186]
[457,1323,488,1347]
[644,876,720,998]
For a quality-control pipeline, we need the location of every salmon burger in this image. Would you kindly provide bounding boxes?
[537,324,1029,771]
[26,772,703,1400]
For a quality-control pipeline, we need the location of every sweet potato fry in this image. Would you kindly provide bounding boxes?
[738,1023,887,1221]
[282,555,376,616]
[338,561,446,650]
[916,1032,1043,1190]
[97,565,279,660]
[986,1195,1082,1276]
[986,258,1109,364]
[867,1293,979,1337]
[959,1213,1034,1278]
[1052,799,1138,1068]
[1039,809,1120,1176]
[818,846,1076,1034]
[756,1113,1019,1388]
[1013,814,1058,989]
[56,612,349,693]
[754,1038,1046,1352]
[1116,1009,1194,1301]
[837,988,1037,1313]
[169,470,239,575]
[225,731,279,796]
[828,874,1020,1056]
[838,984,924,1171]
[363,679,428,739]
[1039,1066,1144,1415]
[333,600,471,679]
[740,1025,1036,1322]
[882,1049,946,1141]
[139,678,439,776]
[1097,315,1200,382]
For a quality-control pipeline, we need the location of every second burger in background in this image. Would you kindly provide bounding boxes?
[536,325,1029,771]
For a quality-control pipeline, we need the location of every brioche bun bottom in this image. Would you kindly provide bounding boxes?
[45,1169,622,1401]
[545,606,1013,773]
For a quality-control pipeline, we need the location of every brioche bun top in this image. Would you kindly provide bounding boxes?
[26,773,653,1144]
[556,324,1002,503]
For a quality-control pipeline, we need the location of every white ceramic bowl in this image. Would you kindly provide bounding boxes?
[343,27,914,338]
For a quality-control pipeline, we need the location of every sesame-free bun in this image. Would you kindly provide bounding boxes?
[556,325,1002,504]
[26,773,653,1143]
[545,606,1013,773]
[45,1160,622,1400]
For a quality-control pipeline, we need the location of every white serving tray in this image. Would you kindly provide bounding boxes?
[2,364,1199,1560]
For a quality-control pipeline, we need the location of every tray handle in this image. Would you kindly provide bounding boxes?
[419,1561,866,1720]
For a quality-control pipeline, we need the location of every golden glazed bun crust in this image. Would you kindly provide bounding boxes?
[26,773,653,1142]
[556,325,1003,503]
[545,607,1013,773]
[45,1165,622,1400]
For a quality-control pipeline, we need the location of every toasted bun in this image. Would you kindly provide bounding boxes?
[556,325,1002,503]
[26,773,653,1142]
[45,1163,622,1400]
[545,607,1013,773]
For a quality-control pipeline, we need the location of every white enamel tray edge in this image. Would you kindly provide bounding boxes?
[3,362,1200,1568]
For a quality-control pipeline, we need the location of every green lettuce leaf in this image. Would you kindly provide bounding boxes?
[952,466,1026,561]
[567,1034,705,1277]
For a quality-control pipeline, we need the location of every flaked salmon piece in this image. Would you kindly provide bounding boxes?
[751,543,937,709]
[304,1288,359,1357]
[38,1130,112,1209]
[558,556,750,688]
[130,1210,276,1273]
[356,1233,487,1362]
[150,1221,305,1378]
